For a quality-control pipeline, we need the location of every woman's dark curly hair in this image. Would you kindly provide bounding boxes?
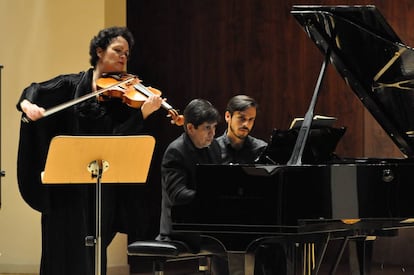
[89,26,135,67]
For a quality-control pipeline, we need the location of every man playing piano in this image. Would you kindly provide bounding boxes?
[216,94,286,275]
[156,98,230,274]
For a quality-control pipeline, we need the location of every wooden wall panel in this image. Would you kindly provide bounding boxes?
[127,0,414,159]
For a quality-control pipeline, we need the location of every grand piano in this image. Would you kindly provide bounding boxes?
[172,5,414,275]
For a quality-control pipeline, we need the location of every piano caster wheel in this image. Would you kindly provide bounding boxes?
[382,169,394,183]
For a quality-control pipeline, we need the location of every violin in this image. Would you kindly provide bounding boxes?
[96,73,184,126]
[22,72,184,126]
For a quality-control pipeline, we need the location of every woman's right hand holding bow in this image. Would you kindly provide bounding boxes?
[20,99,45,121]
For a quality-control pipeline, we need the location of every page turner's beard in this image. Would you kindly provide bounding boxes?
[230,125,249,140]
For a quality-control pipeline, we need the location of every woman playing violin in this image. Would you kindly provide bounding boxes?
[16,26,162,275]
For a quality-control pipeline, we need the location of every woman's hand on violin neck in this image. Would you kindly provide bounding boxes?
[20,99,45,121]
[140,94,164,119]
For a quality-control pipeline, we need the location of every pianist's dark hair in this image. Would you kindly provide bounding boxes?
[226,94,258,115]
[183,99,220,129]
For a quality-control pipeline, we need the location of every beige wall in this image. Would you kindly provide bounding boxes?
[0,0,128,273]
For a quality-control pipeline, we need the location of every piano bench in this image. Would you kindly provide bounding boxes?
[127,240,211,275]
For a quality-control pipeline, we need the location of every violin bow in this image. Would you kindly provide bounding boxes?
[21,76,136,123]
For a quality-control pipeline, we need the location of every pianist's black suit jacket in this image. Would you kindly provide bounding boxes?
[157,132,221,249]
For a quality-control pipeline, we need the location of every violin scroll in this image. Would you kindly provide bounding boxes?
[166,106,184,126]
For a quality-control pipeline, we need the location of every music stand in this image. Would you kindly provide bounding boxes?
[41,135,156,275]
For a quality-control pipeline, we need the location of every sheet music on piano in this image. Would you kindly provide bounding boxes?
[256,125,346,165]
[289,115,337,129]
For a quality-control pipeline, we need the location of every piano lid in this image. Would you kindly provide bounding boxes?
[291,5,414,158]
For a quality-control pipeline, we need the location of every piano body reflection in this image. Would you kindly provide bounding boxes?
[173,5,414,275]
